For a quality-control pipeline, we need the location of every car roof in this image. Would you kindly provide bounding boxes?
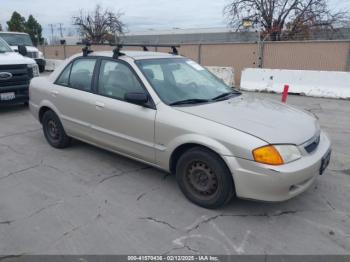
[90,50,182,60]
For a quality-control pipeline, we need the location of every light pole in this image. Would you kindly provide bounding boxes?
[257,17,263,68]
[242,18,263,68]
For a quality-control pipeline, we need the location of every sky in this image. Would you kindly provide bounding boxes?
[0,0,349,39]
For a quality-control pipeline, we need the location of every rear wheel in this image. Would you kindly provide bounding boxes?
[42,110,71,148]
[176,147,235,209]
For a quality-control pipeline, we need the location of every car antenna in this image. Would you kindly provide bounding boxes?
[82,41,93,57]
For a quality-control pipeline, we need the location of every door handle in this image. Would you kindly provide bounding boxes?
[95,101,105,109]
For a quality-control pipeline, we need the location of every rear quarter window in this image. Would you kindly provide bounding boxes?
[55,63,72,86]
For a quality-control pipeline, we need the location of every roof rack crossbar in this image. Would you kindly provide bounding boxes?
[111,44,180,58]
[79,42,180,59]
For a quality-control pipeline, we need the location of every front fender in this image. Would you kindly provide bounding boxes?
[156,133,232,171]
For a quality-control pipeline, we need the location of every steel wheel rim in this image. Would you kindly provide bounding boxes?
[47,119,59,140]
[185,161,218,197]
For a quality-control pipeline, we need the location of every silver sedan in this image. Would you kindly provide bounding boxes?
[29,49,331,208]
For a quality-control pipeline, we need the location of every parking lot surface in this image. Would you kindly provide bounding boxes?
[0,86,349,254]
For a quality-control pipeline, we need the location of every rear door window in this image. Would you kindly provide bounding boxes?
[69,59,96,92]
[55,58,97,92]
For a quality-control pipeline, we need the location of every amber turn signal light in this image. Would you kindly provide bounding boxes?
[253,145,284,165]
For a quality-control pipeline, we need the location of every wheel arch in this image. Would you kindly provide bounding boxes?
[39,106,52,123]
[169,142,231,175]
[38,100,60,123]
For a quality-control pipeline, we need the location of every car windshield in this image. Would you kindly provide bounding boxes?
[136,58,240,105]
[0,37,13,53]
[0,33,33,46]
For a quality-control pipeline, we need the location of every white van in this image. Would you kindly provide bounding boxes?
[0,36,39,105]
[0,32,46,72]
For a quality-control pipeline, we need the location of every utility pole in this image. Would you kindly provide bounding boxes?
[257,16,267,68]
[257,17,263,68]
[35,28,40,46]
[242,18,264,68]
[48,24,55,44]
[58,23,64,38]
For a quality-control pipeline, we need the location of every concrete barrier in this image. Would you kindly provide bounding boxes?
[206,66,235,87]
[241,68,350,99]
[45,59,235,87]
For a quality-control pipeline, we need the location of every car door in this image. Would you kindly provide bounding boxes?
[52,57,98,141]
[90,58,156,164]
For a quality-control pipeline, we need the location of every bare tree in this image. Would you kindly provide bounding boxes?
[73,5,125,44]
[224,0,350,41]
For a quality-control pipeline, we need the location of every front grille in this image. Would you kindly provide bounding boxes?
[304,135,320,153]
[26,51,38,59]
[0,64,30,92]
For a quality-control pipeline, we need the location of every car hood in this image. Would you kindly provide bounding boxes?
[0,51,36,65]
[174,94,319,145]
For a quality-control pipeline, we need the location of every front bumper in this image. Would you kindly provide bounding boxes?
[0,89,29,105]
[223,131,331,202]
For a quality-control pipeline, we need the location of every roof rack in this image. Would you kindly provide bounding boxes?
[112,44,180,59]
[81,42,180,59]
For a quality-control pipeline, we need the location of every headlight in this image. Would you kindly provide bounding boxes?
[38,51,44,59]
[253,145,301,165]
[274,145,302,163]
[28,63,40,77]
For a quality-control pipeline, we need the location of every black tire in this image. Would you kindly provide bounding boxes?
[39,65,45,73]
[176,147,235,209]
[42,110,71,148]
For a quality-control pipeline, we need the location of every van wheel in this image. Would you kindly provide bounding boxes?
[176,147,235,209]
[42,110,71,148]
[39,65,45,73]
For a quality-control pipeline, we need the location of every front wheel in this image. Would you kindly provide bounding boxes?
[176,147,235,209]
[42,110,71,148]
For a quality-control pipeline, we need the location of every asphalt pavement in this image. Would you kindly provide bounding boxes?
[0,85,349,255]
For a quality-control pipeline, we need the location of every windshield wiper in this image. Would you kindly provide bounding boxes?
[211,90,241,101]
[169,98,210,106]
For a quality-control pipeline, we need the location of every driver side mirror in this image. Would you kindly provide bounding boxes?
[18,45,27,56]
[125,92,149,106]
